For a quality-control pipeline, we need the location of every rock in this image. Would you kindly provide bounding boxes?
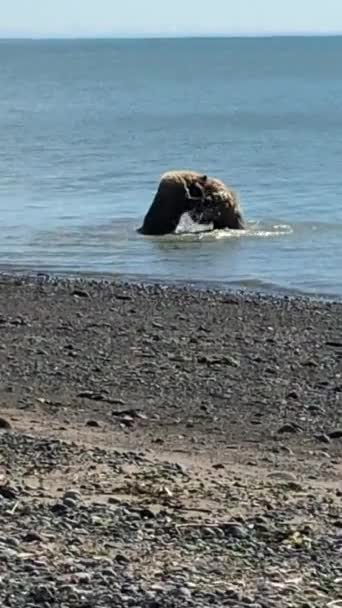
[333,519,342,528]
[197,354,240,367]
[29,584,56,603]
[63,490,81,502]
[306,404,325,414]
[102,568,117,578]
[72,572,92,585]
[221,523,247,539]
[284,481,304,492]
[86,419,100,427]
[0,485,17,500]
[4,536,20,548]
[0,547,18,560]
[267,471,297,481]
[22,531,43,543]
[277,422,301,434]
[63,497,78,509]
[315,433,331,444]
[177,586,192,599]
[115,553,129,565]
[287,390,299,399]
[50,502,68,515]
[136,507,156,519]
[328,429,342,439]
[71,288,89,298]
[0,417,11,430]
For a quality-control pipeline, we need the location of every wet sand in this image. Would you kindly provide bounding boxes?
[0,274,341,606]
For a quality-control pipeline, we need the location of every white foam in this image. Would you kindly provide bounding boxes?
[173,215,293,240]
[175,212,213,234]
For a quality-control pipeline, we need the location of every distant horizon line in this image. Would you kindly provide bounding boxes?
[1,31,342,41]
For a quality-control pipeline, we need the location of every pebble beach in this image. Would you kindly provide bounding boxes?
[0,274,342,607]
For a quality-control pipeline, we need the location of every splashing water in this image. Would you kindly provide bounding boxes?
[173,213,293,240]
[174,212,214,234]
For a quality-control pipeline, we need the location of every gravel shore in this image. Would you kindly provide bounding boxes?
[0,274,341,607]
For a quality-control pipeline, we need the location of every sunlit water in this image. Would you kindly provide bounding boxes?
[1,37,342,297]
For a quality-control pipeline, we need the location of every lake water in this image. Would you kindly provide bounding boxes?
[1,36,341,297]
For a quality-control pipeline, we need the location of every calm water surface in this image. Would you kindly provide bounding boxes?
[0,37,341,296]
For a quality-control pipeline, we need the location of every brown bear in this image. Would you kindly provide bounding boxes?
[137,170,245,235]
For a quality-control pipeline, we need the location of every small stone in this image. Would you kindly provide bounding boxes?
[284,481,304,492]
[153,437,164,445]
[0,548,18,559]
[0,485,17,500]
[315,433,331,444]
[102,568,116,578]
[222,523,247,539]
[50,502,68,515]
[115,293,132,300]
[73,572,91,585]
[86,419,100,427]
[306,404,324,414]
[267,471,297,481]
[72,289,89,298]
[115,553,129,565]
[63,497,78,509]
[63,490,81,502]
[287,391,299,400]
[277,422,301,434]
[177,586,192,599]
[29,584,55,603]
[4,536,20,548]
[137,507,156,519]
[328,429,342,439]
[0,417,11,430]
[22,531,43,543]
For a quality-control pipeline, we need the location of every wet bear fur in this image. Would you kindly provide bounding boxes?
[138,170,245,235]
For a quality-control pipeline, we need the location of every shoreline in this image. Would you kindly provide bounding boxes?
[1,268,342,305]
[1,272,341,606]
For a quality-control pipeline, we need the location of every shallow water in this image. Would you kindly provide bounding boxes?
[1,37,342,297]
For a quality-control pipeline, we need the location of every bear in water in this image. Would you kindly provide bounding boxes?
[138,170,245,235]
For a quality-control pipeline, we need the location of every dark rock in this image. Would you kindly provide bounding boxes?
[28,584,56,603]
[197,354,240,367]
[315,434,331,444]
[277,422,302,434]
[23,531,43,543]
[63,490,81,502]
[71,289,89,298]
[0,485,17,500]
[63,497,78,509]
[333,519,342,528]
[328,429,342,439]
[115,553,129,564]
[86,419,100,427]
[0,417,11,430]
[136,507,156,519]
[287,390,299,399]
[112,408,145,419]
[50,502,68,516]
[221,523,247,539]
[306,404,324,414]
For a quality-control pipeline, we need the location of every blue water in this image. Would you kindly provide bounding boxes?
[0,37,342,297]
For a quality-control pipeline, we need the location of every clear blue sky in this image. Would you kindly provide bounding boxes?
[1,0,342,38]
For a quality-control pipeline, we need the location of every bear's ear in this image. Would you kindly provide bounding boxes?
[199,174,208,182]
